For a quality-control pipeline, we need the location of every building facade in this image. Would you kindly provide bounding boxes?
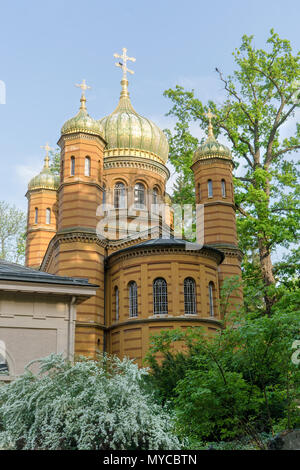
[25,50,243,365]
[0,260,96,382]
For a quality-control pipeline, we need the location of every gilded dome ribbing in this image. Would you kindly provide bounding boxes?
[99,79,169,164]
[61,94,104,138]
[28,157,60,191]
[193,114,232,163]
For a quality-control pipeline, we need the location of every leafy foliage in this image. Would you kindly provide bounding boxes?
[0,354,181,450]
[0,201,26,264]
[145,311,300,447]
[49,148,60,175]
[164,30,300,314]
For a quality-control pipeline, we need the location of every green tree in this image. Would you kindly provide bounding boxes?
[146,311,300,446]
[0,201,26,264]
[164,30,300,315]
[49,148,60,174]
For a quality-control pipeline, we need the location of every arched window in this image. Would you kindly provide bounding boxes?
[153,278,168,315]
[34,208,38,224]
[134,183,145,209]
[129,281,138,317]
[198,183,201,202]
[70,156,75,176]
[209,282,215,316]
[46,208,51,225]
[115,286,119,321]
[184,277,196,314]
[153,187,158,206]
[114,182,126,209]
[221,179,226,198]
[0,353,9,375]
[85,156,91,177]
[208,179,213,198]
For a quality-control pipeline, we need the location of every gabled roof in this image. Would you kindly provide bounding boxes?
[0,259,97,287]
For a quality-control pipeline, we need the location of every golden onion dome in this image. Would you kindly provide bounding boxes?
[99,79,169,164]
[61,84,104,138]
[28,156,60,191]
[193,109,232,163]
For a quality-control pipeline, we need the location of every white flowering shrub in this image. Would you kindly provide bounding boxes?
[0,354,181,450]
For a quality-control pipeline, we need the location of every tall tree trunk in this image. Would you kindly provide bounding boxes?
[258,237,276,316]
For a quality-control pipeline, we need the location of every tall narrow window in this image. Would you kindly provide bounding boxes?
[184,277,196,314]
[153,278,168,315]
[209,282,215,316]
[34,208,38,224]
[114,182,126,209]
[134,183,145,209]
[208,179,213,198]
[129,281,138,317]
[153,187,158,206]
[85,156,91,177]
[115,286,119,321]
[198,183,201,202]
[71,156,75,176]
[221,179,226,198]
[46,208,51,225]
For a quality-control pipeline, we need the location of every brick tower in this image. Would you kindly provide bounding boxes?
[191,110,243,314]
[25,144,59,268]
[45,81,107,356]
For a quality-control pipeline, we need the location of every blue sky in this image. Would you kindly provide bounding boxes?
[0,0,299,210]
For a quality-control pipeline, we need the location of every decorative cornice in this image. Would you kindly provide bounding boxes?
[58,178,103,192]
[57,132,106,148]
[25,187,58,199]
[108,316,222,330]
[40,230,108,271]
[75,316,222,331]
[191,156,234,169]
[104,155,170,179]
[207,243,243,261]
[204,200,235,209]
[107,244,223,268]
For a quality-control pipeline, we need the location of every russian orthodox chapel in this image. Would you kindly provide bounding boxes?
[25,49,242,365]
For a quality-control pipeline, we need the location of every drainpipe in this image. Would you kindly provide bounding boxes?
[68,296,76,361]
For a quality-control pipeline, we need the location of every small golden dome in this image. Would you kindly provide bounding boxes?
[99,79,169,164]
[193,111,232,163]
[193,135,232,163]
[28,156,60,191]
[61,83,104,138]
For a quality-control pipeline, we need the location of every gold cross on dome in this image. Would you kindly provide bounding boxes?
[114,47,136,80]
[204,108,216,137]
[40,142,52,168]
[75,79,91,97]
[40,142,52,157]
[205,108,216,125]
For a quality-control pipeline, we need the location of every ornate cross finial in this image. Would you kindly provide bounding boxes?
[114,47,136,81]
[205,108,216,138]
[75,79,91,110]
[40,142,52,168]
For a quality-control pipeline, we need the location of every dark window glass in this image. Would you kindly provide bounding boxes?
[134,183,145,209]
[153,278,168,315]
[209,282,215,316]
[208,179,213,198]
[129,281,138,317]
[184,277,196,314]
[114,182,126,208]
